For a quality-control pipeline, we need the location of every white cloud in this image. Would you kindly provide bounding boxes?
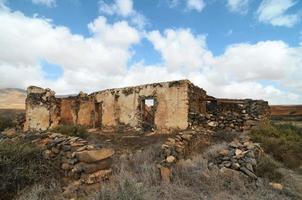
[213,41,299,82]
[0,2,301,104]
[98,0,147,28]
[227,0,250,14]
[186,0,205,12]
[32,0,56,7]
[0,8,140,93]
[99,0,133,17]
[147,29,213,71]
[166,0,205,12]
[147,28,302,104]
[257,0,300,27]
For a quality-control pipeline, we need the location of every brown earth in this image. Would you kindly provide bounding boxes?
[270,105,302,116]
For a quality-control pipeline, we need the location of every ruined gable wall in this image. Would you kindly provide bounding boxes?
[94,80,190,132]
[24,86,60,131]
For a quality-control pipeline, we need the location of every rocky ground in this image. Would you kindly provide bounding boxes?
[1,126,301,200]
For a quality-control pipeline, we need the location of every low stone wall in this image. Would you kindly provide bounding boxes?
[189,99,270,132]
[0,130,114,185]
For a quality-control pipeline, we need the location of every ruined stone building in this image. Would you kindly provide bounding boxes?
[24,80,270,133]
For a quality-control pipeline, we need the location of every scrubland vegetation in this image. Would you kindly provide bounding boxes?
[0,119,301,200]
[0,115,15,132]
[250,121,302,169]
[52,125,88,138]
[0,140,61,200]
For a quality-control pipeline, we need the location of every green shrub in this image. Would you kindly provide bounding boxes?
[0,116,15,132]
[52,125,87,138]
[255,155,283,182]
[250,122,302,169]
[0,140,61,200]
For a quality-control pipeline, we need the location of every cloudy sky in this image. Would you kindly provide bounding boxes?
[0,0,301,104]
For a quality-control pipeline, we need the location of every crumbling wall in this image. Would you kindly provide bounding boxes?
[60,98,77,125]
[60,94,95,127]
[77,95,95,127]
[94,80,190,132]
[204,99,270,131]
[24,86,60,131]
[24,80,270,133]
[187,82,207,127]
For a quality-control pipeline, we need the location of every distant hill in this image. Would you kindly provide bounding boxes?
[0,88,26,109]
[270,105,302,116]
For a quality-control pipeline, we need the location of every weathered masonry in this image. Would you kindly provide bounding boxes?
[24,80,269,133]
[25,80,206,132]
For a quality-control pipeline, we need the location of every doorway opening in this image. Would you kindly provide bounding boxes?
[140,97,156,131]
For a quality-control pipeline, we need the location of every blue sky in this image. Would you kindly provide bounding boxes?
[0,0,302,104]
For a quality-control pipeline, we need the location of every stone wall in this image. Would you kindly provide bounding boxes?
[25,80,194,132]
[188,82,207,122]
[205,99,270,131]
[24,86,60,131]
[24,80,270,133]
[93,80,191,132]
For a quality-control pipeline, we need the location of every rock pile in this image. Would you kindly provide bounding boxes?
[160,129,211,167]
[208,137,263,179]
[0,130,114,185]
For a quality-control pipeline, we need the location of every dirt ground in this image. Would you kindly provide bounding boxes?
[85,129,171,156]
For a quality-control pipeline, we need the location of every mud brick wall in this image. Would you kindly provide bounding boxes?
[60,94,95,127]
[25,80,193,132]
[24,86,61,131]
[93,80,190,132]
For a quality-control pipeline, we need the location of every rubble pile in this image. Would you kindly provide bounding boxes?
[0,130,114,185]
[160,129,211,167]
[208,137,263,179]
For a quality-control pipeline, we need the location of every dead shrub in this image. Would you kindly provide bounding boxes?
[202,142,227,160]
[98,171,146,200]
[212,130,239,142]
[97,144,296,200]
[172,154,208,186]
[15,181,64,200]
[255,154,283,182]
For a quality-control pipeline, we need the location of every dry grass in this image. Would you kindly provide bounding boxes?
[202,142,227,160]
[15,181,64,200]
[95,144,294,200]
